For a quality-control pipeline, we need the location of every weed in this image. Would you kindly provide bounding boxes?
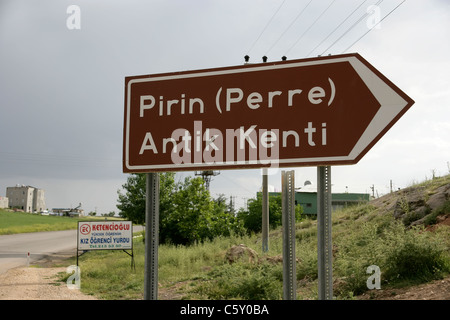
[196,263,283,300]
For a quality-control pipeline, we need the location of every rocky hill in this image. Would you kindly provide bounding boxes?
[370,174,450,229]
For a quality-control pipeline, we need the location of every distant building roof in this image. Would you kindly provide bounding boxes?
[296,184,317,193]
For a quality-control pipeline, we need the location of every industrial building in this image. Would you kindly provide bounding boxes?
[260,183,370,215]
[52,203,85,217]
[294,190,370,215]
[5,185,46,213]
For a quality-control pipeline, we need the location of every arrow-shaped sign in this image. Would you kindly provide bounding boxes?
[123,53,414,173]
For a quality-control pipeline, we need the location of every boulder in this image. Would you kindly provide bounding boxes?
[426,184,450,210]
[393,188,426,219]
[225,244,258,264]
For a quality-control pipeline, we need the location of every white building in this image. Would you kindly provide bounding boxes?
[0,196,8,209]
[6,185,46,213]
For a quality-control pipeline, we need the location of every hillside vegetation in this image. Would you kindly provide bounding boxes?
[70,175,450,299]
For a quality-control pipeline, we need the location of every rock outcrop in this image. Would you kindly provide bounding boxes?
[392,182,450,227]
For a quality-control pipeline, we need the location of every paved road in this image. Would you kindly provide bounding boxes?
[0,230,77,275]
[0,225,144,275]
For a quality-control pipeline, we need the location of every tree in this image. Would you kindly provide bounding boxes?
[117,173,244,245]
[117,173,146,225]
[161,176,213,244]
[102,211,116,217]
[117,172,175,225]
[237,193,303,234]
[160,177,245,245]
[210,195,245,239]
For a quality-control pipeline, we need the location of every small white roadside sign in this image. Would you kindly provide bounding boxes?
[77,221,133,251]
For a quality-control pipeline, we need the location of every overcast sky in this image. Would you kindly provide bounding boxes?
[0,0,449,214]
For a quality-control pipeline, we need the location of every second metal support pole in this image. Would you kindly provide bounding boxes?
[282,170,296,300]
[317,166,333,300]
[262,168,269,253]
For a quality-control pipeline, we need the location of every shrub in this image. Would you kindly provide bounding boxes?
[383,224,450,282]
[296,241,318,280]
[196,263,283,300]
[334,220,450,296]
[334,222,386,295]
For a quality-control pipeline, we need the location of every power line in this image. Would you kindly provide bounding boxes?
[265,0,313,56]
[306,0,370,57]
[246,0,287,56]
[319,0,384,56]
[342,0,407,53]
[285,0,338,56]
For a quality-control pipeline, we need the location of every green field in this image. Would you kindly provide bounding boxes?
[0,210,120,235]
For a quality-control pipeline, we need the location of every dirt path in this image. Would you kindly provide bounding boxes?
[2,262,449,300]
[0,251,97,300]
[0,266,97,300]
[358,276,450,300]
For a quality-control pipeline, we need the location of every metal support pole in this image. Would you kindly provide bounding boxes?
[144,172,159,300]
[282,170,296,300]
[317,166,333,300]
[262,168,269,253]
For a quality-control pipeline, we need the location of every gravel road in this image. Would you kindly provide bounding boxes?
[0,250,97,300]
[0,266,97,300]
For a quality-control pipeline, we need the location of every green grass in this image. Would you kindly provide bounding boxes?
[69,233,262,300]
[0,210,78,234]
[26,175,450,299]
[67,211,449,300]
[0,209,121,235]
[68,175,450,300]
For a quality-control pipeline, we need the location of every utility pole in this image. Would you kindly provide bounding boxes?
[195,171,220,191]
[229,195,236,214]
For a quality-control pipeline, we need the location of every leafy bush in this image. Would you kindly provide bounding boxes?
[334,219,450,295]
[196,263,283,300]
[383,223,450,281]
[334,222,387,295]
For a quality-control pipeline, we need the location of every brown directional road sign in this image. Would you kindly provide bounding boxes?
[123,53,414,173]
